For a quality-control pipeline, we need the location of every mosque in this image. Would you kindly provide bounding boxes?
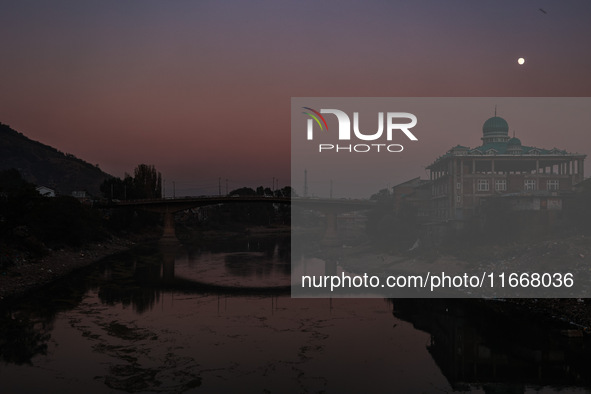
[425,114,586,221]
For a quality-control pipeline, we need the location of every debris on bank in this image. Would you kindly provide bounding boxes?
[0,233,158,302]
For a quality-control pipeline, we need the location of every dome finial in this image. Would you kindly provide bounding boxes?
[494,105,497,117]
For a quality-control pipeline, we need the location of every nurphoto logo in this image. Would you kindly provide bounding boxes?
[302,107,418,153]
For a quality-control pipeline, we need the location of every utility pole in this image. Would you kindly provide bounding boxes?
[225,178,228,195]
[173,181,175,199]
[304,169,308,197]
[218,177,221,196]
[163,179,166,199]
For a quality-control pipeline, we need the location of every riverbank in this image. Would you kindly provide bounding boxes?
[0,225,290,303]
[3,227,590,334]
[310,234,591,332]
[498,298,591,335]
[0,230,161,302]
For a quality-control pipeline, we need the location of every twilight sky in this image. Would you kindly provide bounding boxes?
[1,1,590,196]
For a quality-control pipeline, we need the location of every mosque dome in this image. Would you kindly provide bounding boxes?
[483,116,509,136]
[507,137,521,146]
[507,136,523,154]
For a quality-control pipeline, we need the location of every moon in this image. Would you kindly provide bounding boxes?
[518,57,525,65]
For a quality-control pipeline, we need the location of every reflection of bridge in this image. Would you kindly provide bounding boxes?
[110,196,375,242]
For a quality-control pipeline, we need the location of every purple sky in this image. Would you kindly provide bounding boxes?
[1,1,590,196]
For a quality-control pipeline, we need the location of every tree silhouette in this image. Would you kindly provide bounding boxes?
[133,164,162,199]
[100,164,161,200]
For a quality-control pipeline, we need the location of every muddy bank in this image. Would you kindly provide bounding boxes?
[0,231,160,302]
[313,235,591,332]
[500,298,591,334]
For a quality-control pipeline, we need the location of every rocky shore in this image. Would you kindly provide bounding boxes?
[0,232,160,302]
[500,298,591,334]
[312,234,591,333]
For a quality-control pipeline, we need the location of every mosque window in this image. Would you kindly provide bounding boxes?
[495,179,506,191]
[547,180,559,191]
[477,179,489,191]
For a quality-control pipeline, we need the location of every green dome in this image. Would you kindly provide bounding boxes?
[508,137,521,145]
[483,116,509,135]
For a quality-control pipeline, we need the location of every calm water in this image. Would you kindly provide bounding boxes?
[0,234,590,393]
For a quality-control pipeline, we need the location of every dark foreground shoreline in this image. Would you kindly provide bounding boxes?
[1,228,589,336]
[0,232,160,303]
[0,225,289,304]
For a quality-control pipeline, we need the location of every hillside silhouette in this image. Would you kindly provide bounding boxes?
[0,122,111,195]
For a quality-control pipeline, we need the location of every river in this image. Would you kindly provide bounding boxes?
[0,233,590,393]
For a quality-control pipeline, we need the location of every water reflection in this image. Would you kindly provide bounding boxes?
[0,236,590,393]
[0,311,51,365]
[392,299,591,392]
[173,235,291,289]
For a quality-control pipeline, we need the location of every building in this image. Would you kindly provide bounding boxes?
[391,177,432,220]
[426,115,586,221]
[36,185,56,197]
[72,190,87,199]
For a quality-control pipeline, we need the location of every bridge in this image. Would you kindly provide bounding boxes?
[109,196,376,243]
